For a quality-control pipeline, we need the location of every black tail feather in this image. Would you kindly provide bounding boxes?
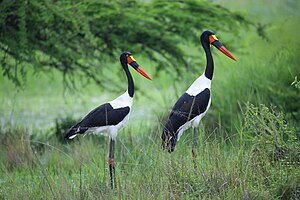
[64,127,77,139]
[64,124,88,139]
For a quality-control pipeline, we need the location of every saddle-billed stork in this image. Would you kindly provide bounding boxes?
[65,52,152,188]
[162,30,236,158]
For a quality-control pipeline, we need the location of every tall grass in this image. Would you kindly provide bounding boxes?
[0,103,299,199]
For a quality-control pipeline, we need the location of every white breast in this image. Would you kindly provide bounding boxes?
[186,74,211,96]
[109,91,133,109]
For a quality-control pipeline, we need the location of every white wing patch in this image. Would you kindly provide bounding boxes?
[68,134,77,139]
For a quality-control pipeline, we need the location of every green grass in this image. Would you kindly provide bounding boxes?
[0,103,299,199]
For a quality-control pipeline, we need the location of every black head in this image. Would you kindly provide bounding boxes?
[200,30,215,43]
[119,51,152,80]
[120,51,132,64]
[200,30,237,61]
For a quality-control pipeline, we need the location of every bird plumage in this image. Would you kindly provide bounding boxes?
[162,82,211,152]
[65,91,132,140]
[65,52,151,141]
[65,52,151,189]
[162,30,236,154]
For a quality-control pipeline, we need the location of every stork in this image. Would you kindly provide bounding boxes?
[162,30,236,158]
[65,52,152,188]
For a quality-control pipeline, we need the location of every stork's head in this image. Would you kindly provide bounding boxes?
[201,30,236,61]
[120,52,152,80]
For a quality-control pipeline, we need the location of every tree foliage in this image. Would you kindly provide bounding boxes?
[0,0,251,88]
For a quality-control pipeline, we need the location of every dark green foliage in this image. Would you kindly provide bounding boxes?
[53,115,79,143]
[0,0,250,87]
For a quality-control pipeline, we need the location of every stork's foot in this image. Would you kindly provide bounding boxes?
[192,147,198,170]
[108,159,116,189]
[192,147,197,159]
[108,158,116,167]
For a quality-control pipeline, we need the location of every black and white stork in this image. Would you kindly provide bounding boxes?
[162,30,236,158]
[65,52,151,188]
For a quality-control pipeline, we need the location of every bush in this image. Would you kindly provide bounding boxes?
[242,103,300,199]
[52,115,79,143]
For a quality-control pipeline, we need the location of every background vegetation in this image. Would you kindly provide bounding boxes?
[0,0,299,199]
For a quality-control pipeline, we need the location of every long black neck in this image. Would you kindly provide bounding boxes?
[202,40,214,80]
[122,62,134,97]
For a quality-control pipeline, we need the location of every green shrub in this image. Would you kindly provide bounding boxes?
[52,115,79,143]
[242,103,300,199]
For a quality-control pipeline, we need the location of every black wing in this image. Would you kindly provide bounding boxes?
[164,88,210,135]
[65,103,130,139]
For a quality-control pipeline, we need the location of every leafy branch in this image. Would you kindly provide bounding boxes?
[0,0,251,88]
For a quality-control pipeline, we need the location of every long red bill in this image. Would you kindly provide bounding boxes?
[219,46,237,61]
[137,67,152,80]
